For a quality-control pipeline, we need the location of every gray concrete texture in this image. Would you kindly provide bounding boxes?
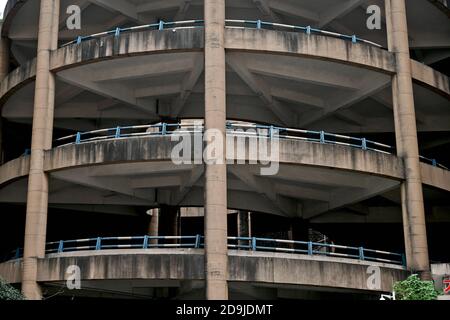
[0,250,406,294]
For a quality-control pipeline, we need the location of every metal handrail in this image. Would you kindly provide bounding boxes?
[5,235,405,266]
[52,122,448,170]
[61,19,383,48]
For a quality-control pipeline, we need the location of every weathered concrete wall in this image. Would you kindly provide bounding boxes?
[421,163,450,192]
[0,249,407,293]
[1,136,450,192]
[0,154,29,185]
[411,59,450,96]
[229,251,406,292]
[225,28,396,73]
[431,263,450,292]
[0,0,25,37]
[0,59,36,105]
[50,28,204,71]
[43,136,404,179]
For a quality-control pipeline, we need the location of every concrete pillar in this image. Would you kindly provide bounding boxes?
[237,211,251,249]
[22,0,60,300]
[237,211,251,238]
[45,0,60,148]
[204,0,228,300]
[159,205,180,244]
[148,208,160,245]
[385,0,430,279]
[0,28,10,165]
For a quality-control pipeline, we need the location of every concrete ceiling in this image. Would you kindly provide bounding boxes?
[2,51,449,133]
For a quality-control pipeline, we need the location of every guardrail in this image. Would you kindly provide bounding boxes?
[61,19,382,48]
[5,235,405,266]
[53,122,448,170]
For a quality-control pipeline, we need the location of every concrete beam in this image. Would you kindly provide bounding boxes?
[318,0,365,28]
[227,54,295,126]
[89,0,140,22]
[229,165,298,217]
[172,54,204,116]
[298,76,391,126]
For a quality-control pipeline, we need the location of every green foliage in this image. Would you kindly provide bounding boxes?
[393,274,438,301]
[0,277,24,300]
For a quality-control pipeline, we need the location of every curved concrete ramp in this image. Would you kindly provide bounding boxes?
[0,249,406,298]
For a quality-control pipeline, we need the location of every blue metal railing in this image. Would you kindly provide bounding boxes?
[53,122,448,170]
[5,235,405,266]
[61,19,382,48]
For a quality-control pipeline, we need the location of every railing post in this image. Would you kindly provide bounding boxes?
[159,20,165,30]
[251,237,257,251]
[432,159,437,167]
[114,27,121,37]
[352,35,357,43]
[308,242,313,255]
[195,234,201,248]
[57,240,64,253]
[115,126,121,139]
[359,247,365,260]
[306,26,311,35]
[76,36,82,44]
[75,132,81,144]
[256,20,262,29]
[362,138,368,150]
[161,123,167,135]
[95,237,102,250]
[143,235,148,249]
[320,131,325,144]
[269,125,274,139]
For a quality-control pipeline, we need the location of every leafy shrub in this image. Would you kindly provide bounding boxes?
[0,278,24,300]
[393,274,438,300]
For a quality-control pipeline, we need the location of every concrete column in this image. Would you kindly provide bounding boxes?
[148,208,160,245]
[22,0,60,300]
[385,0,430,279]
[204,0,228,300]
[237,211,251,249]
[159,205,180,244]
[45,0,60,148]
[237,211,251,238]
[0,28,10,164]
[385,6,413,266]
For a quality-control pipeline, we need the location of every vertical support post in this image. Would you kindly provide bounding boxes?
[287,222,295,249]
[359,247,365,261]
[308,242,313,255]
[0,25,10,165]
[204,0,228,300]
[159,206,179,244]
[22,0,60,300]
[237,211,251,249]
[385,0,430,279]
[320,131,325,144]
[148,208,160,246]
[57,240,64,253]
[143,235,149,249]
[251,237,257,251]
[45,0,60,150]
[95,237,102,250]
[195,234,202,249]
